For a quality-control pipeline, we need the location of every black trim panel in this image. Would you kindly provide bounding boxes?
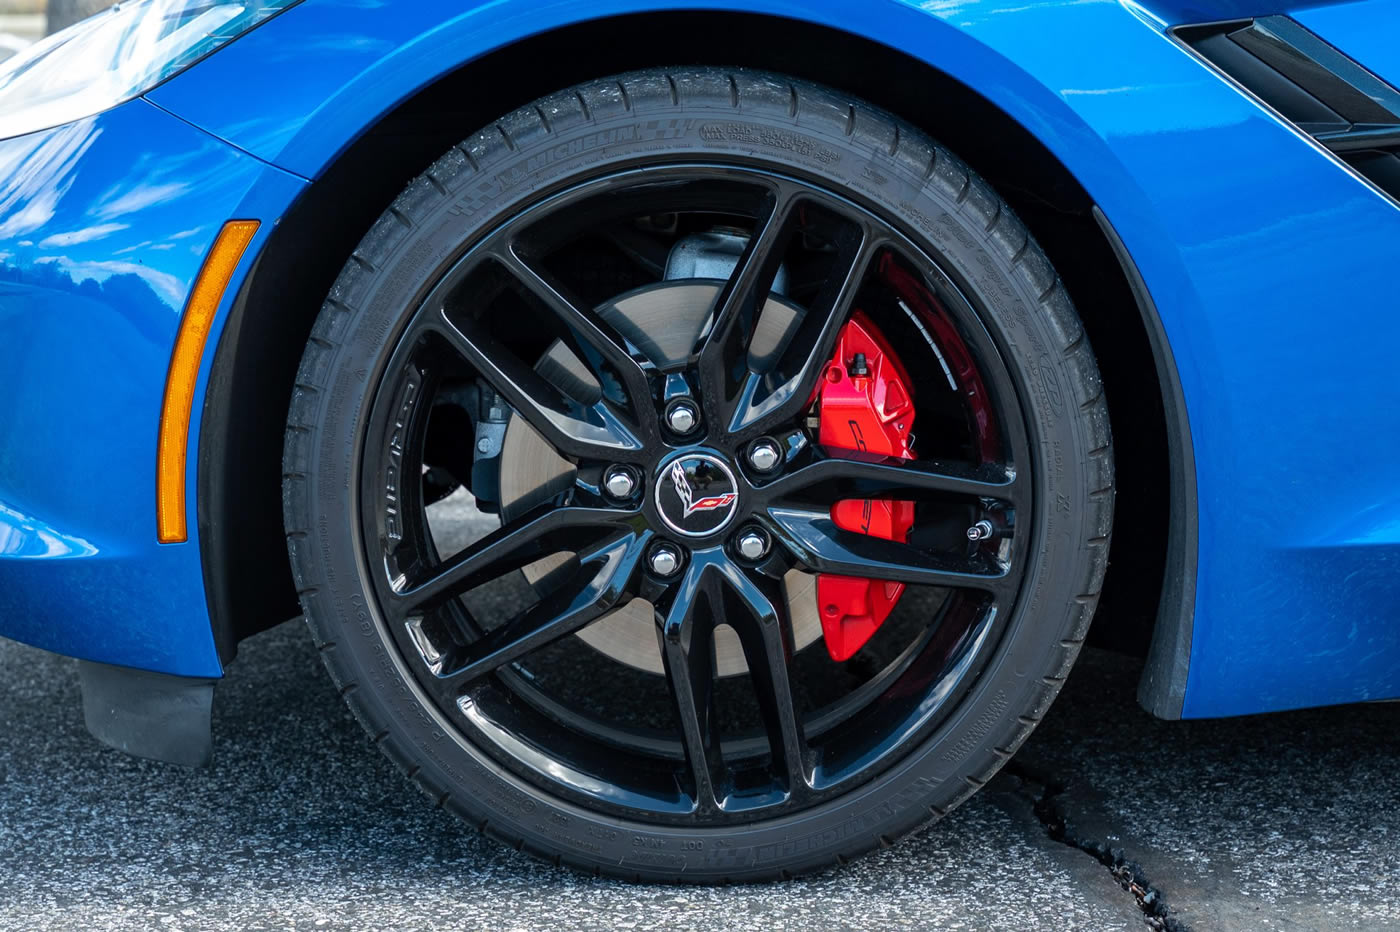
[198,247,304,664]
[1175,16,1400,202]
[1091,207,1198,721]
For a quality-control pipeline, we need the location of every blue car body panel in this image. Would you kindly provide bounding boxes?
[1,0,1398,714]
[0,99,304,677]
[1294,1,1400,90]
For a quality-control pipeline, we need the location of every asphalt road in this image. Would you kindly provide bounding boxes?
[1,621,1397,931]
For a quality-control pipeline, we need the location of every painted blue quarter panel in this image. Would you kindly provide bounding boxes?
[4,0,1399,712]
[0,99,304,676]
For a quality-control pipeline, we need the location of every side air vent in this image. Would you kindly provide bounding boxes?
[1175,15,1400,201]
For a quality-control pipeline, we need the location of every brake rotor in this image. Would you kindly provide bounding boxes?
[498,278,823,677]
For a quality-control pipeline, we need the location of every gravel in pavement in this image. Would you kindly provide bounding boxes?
[0,626,1142,931]
[2,606,1398,930]
[1017,649,1400,931]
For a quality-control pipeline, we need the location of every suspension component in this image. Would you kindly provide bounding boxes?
[815,312,917,662]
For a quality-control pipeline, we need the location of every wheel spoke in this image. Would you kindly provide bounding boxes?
[389,504,632,617]
[727,228,881,436]
[493,242,655,422]
[432,307,644,461]
[766,506,1012,595]
[436,529,650,684]
[720,564,811,797]
[695,185,804,429]
[656,562,726,812]
[764,452,1019,504]
[356,159,1046,829]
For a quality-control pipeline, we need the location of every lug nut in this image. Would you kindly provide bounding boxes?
[967,519,995,542]
[747,439,782,473]
[648,543,682,577]
[735,526,771,561]
[604,466,637,500]
[665,399,699,435]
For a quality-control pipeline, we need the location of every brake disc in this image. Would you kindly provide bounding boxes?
[498,277,823,677]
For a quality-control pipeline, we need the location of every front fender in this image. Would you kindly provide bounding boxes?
[0,99,304,677]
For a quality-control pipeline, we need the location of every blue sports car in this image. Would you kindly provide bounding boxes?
[1,0,1397,881]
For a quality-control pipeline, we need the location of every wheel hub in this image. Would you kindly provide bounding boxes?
[494,226,936,675]
[654,453,740,537]
[497,276,825,677]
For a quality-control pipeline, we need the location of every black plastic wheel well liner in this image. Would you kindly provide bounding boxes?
[198,10,1195,718]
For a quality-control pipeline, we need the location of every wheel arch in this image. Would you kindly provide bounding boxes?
[197,9,1197,717]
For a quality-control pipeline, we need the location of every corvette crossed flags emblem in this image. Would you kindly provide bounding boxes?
[669,460,737,518]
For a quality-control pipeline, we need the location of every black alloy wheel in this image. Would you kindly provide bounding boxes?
[283,68,1113,881]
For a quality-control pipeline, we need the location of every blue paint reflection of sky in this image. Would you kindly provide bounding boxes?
[0,106,249,311]
[0,121,100,242]
[0,100,265,549]
[0,499,98,558]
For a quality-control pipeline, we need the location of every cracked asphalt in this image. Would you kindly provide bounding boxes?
[1,621,1397,931]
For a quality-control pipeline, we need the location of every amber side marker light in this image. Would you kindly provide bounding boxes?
[157,220,260,543]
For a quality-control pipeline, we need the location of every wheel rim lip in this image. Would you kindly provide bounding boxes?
[350,159,1042,825]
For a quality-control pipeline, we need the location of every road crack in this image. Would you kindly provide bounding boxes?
[1006,761,1186,931]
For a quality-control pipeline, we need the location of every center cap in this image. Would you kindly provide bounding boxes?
[654,453,740,537]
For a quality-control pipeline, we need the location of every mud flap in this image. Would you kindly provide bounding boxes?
[78,660,215,767]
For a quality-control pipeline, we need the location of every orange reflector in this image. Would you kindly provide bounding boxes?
[157,220,260,543]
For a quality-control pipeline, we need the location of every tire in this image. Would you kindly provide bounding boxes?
[282,67,1112,882]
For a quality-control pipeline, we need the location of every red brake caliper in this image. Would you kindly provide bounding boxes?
[814,311,917,661]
